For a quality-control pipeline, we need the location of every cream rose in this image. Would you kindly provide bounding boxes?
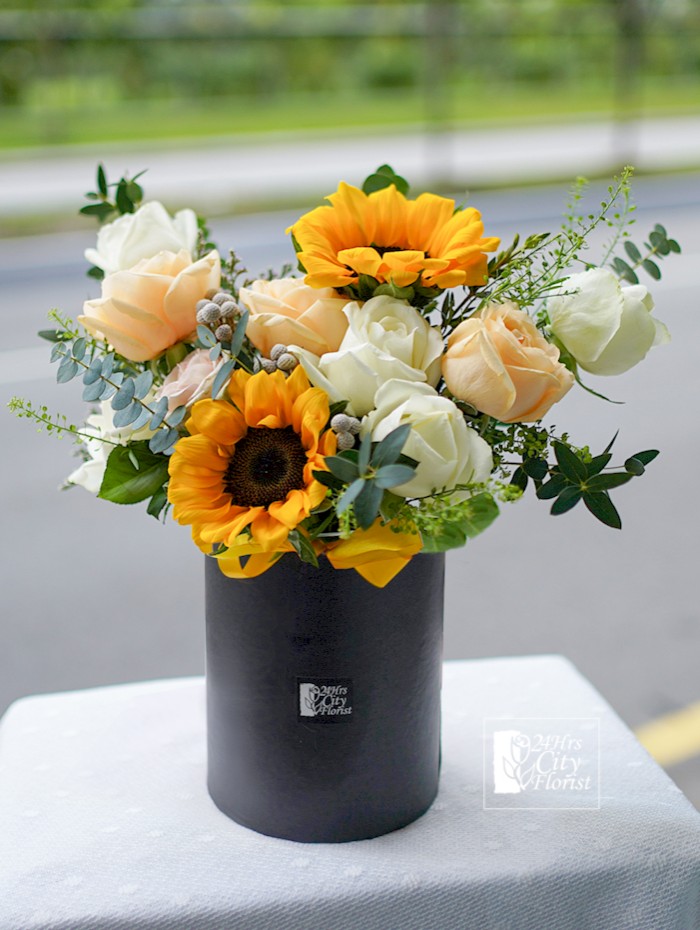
[79,249,220,363]
[156,348,224,412]
[66,400,155,494]
[547,267,670,376]
[239,278,350,356]
[290,295,443,416]
[85,201,199,275]
[362,380,493,498]
[442,302,574,423]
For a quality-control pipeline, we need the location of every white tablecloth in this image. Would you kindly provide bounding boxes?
[1,656,699,930]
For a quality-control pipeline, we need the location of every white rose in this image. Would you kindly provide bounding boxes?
[85,201,199,275]
[155,348,224,412]
[362,380,493,498]
[548,267,670,376]
[66,399,155,494]
[290,295,443,416]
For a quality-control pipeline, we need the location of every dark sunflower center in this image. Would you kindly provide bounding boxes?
[224,426,307,508]
[370,244,406,256]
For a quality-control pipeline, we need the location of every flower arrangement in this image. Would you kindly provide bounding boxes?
[10,164,679,587]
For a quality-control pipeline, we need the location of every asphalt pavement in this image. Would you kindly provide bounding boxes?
[1,164,699,806]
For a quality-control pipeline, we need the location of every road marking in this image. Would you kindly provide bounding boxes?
[635,701,700,768]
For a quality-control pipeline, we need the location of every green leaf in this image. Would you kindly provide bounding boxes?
[79,202,114,221]
[631,449,659,466]
[312,469,344,491]
[642,259,661,281]
[624,456,645,476]
[115,179,134,215]
[522,457,548,481]
[550,487,582,515]
[370,424,411,469]
[536,473,569,500]
[667,239,681,254]
[510,466,528,492]
[325,455,360,484]
[553,442,587,482]
[654,223,667,238]
[102,354,115,379]
[147,486,169,520]
[460,492,500,537]
[373,464,415,489]
[97,163,108,197]
[209,343,222,361]
[373,282,415,302]
[603,431,619,454]
[583,491,621,529]
[623,241,642,262]
[611,256,639,284]
[586,452,612,476]
[362,164,409,196]
[287,529,319,567]
[37,329,65,343]
[586,472,633,491]
[87,265,105,281]
[336,478,366,515]
[328,400,349,420]
[379,490,404,521]
[649,229,666,250]
[354,480,383,530]
[420,522,468,553]
[211,358,235,400]
[98,442,170,505]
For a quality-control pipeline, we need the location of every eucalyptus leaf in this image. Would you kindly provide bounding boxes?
[353,480,383,530]
[82,379,107,402]
[373,464,415,489]
[211,358,235,400]
[148,396,169,430]
[288,529,319,567]
[167,405,188,428]
[583,491,621,529]
[148,428,178,455]
[112,400,143,428]
[82,357,103,385]
[111,378,136,410]
[550,487,582,515]
[553,442,587,482]
[56,358,79,383]
[325,455,360,484]
[229,309,250,360]
[336,478,366,515]
[133,370,154,399]
[370,424,411,469]
[197,324,217,348]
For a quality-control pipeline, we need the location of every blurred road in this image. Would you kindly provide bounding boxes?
[1,114,699,221]
[1,172,699,805]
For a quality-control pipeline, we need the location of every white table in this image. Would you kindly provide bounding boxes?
[1,656,699,930]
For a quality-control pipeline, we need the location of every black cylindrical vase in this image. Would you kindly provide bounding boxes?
[205,552,445,843]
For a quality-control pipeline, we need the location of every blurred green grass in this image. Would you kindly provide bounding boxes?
[2,77,699,151]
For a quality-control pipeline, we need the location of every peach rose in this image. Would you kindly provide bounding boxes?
[239,278,349,357]
[79,249,220,362]
[442,302,574,423]
[156,348,224,412]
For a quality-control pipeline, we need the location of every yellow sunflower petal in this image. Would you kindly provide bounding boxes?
[188,399,247,445]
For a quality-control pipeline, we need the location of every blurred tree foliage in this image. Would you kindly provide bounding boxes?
[0,0,698,140]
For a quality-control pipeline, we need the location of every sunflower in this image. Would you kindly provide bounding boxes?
[288,182,500,292]
[167,366,336,554]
